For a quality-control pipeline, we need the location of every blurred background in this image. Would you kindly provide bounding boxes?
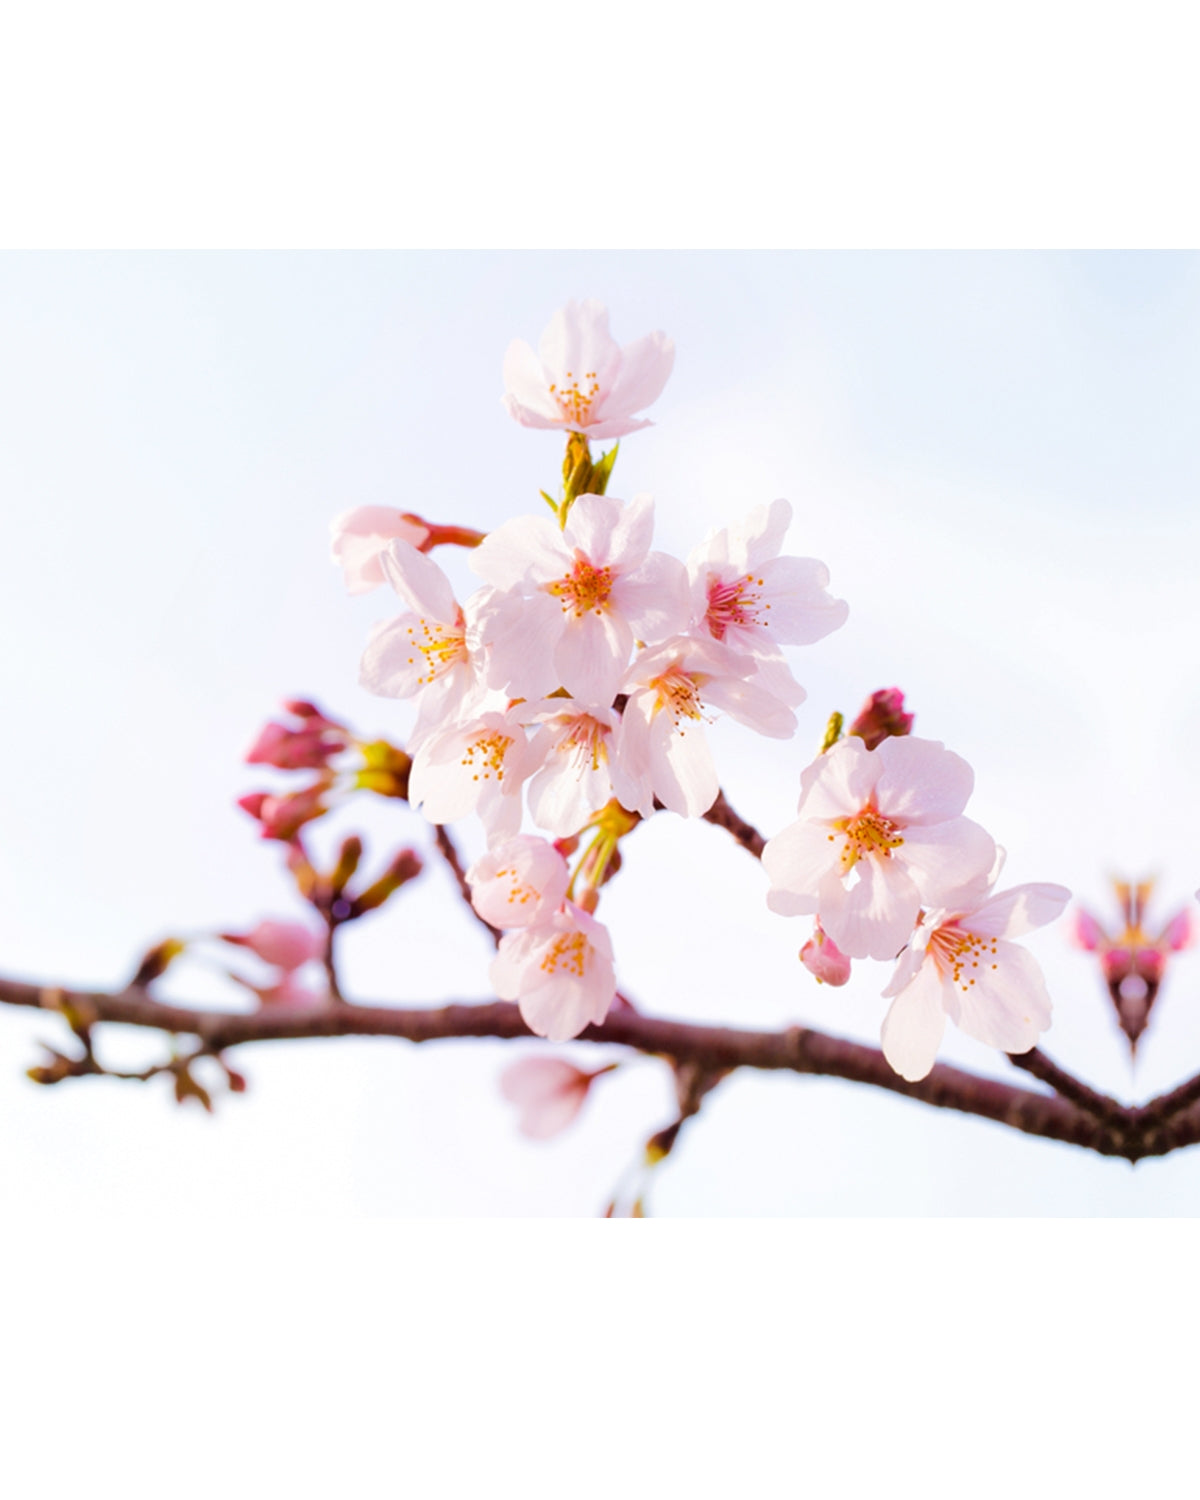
[3,250,1200,1215]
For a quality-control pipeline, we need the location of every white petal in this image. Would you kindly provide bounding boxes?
[899,818,997,906]
[950,939,1054,1054]
[967,884,1072,940]
[379,540,459,623]
[880,963,949,1081]
[873,737,975,825]
[820,858,921,961]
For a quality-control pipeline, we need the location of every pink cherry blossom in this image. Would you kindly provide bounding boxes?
[408,706,541,843]
[519,701,638,838]
[799,923,852,986]
[616,636,797,819]
[358,540,493,741]
[224,919,326,972]
[687,498,848,706]
[492,902,616,1041]
[502,300,674,439]
[255,972,328,1009]
[467,836,570,929]
[330,507,431,594]
[762,735,996,961]
[880,880,1070,1081]
[472,493,689,705]
[499,1055,608,1139]
[245,702,349,770]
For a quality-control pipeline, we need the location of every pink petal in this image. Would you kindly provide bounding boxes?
[880,963,948,1081]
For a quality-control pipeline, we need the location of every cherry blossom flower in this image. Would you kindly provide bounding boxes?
[879,879,1070,1081]
[408,706,541,843]
[467,836,570,929]
[518,701,640,838]
[762,735,996,961]
[799,923,853,986]
[617,636,797,819]
[223,919,325,972]
[499,1055,611,1139]
[358,540,493,741]
[491,902,616,1041]
[686,498,848,706]
[330,507,431,594]
[255,972,328,1010]
[502,300,674,439]
[472,493,689,704]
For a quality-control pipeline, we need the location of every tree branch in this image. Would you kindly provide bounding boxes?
[5,971,1199,1163]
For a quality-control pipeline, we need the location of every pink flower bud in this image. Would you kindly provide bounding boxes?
[224,919,326,972]
[848,688,914,750]
[245,703,349,770]
[799,924,853,986]
[239,783,330,840]
[499,1055,609,1140]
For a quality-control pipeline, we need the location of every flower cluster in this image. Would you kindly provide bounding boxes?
[763,717,1070,1080]
[342,302,849,1042]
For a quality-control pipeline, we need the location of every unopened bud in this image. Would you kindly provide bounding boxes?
[799,924,852,986]
[329,835,364,895]
[848,688,914,750]
[350,848,424,915]
[354,741,412,800]
[130,938,186,988]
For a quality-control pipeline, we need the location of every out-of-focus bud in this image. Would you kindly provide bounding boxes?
[286,840,320,901]
[354,740,411,800]
[799,923,852,986]
[130,938,186,988]
[221,919,325,973]
[645,1120,682,1163]
[172,1066,214,1112]
[239,782,331,841]
[329,835,364,896]
[499,1055,614,1140]
[350,848,424,916]
[245,701,349,770]
[848,688,914,750]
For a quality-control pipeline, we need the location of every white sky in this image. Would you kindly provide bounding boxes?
[4,251,1200,1215]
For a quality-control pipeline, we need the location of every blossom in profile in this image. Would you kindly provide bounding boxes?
[1076,879,1194,1052]
[492,902,616,1041]
[358,540,493,741]
[499,1055,612,1139]
[879,879,1071,1081]
[330,507,431,594]
[762,735,995,961]
[502,300,675,439]
[472,493,689,705]
[686,498,848,706]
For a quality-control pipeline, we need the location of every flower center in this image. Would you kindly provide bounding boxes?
[928,923,999,992]
[558,715,610,772]
[459,732,513,782]
[547,369,600,428]
[492,864,539,910]
[540,930,590,978]
[833,808,904,871]
[704,572,767,640]
[649,668,705,728]
[403,613,467,686]
[547,552,615,617]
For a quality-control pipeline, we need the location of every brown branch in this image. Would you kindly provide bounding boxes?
[6,971,1200,1163]
[701,789,766,859]
[432,824,501,946]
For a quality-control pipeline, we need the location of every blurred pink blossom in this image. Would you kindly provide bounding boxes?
[499,1055,611,1139]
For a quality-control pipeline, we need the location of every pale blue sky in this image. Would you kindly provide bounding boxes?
[4,251,1200,1213]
